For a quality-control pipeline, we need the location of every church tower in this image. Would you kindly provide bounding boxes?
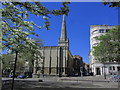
[58,15,69,47]
[33,15,74,78]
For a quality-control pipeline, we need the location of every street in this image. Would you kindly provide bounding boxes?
[2,76,120,90]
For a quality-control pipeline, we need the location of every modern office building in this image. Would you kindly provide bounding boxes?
[89,25,120,76]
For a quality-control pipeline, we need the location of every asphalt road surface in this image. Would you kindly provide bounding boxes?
[2,80,119,90]
[2,76,120,90]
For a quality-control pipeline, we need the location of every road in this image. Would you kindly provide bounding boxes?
[2,76,120,90]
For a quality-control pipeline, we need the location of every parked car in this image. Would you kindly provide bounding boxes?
[18,75,26,79]
[73,73,80,77]
[26,75,32,78]
[84,73,90,76]
[18,74,32,79]
[9,75,18,78]
[112,75,120,80]
[89,72,94,76]
[108,75,120,82]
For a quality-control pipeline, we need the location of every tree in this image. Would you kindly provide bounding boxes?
[1,2,70,90]
[2,38,42,77]
[93,26,120,78]
[102,1,120,9]
[18,37,43,67]
[1,54,14,77]
[93,26,120,62]
[2,54,24,76]
[2,54,14,70]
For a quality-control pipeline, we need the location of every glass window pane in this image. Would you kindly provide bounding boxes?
[117,67,120,71]
[109,67,112,70]
[113,66,115,70]
[99,29,105,33]
[92,30,98,34]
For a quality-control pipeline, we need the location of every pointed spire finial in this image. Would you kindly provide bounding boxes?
[58,15,69,47]
[60,15,67,41]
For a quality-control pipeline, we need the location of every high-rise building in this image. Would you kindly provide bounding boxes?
[89,25,120,75]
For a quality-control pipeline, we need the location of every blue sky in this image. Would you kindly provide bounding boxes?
[29,2,118,64]
[19,2,118,64]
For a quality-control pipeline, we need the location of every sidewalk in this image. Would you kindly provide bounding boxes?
[58,75,114,82]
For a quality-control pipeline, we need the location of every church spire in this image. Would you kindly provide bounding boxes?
[60,15,67,41]
[58,15,69,47]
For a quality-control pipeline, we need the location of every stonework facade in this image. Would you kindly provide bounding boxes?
[73,55,83,76]
[89,25,120,76]
[33,15,74,77]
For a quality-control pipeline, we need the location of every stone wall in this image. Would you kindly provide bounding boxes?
[33,46,74,77]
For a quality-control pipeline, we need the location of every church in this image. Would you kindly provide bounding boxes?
[33,15,74,77]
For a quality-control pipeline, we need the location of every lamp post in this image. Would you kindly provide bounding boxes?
[25,60,29,75]
[80,67,83,78]
[103,63,106,79]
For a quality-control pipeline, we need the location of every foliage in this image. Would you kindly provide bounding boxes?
[102,1,120,9]
[2,2,70,31]
[2,37,43,73]
[2,53,23,70]
[2,54,14,70]
[1,2,70,89]
[1,1,70,56]
[1,1,70,55]
[93,26,120,63]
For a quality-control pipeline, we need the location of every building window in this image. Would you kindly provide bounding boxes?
[92,43,98,47]
[94,59,97,61]
[117,67,120,71]
[109,66,112,70]
[106,29,109,32]
[99,29,105,33]
[92,30,98,34]
[113,66,115,70]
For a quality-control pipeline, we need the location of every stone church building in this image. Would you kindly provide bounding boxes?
[33,15,74,77]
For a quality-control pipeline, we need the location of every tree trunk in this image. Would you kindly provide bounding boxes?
[11,50,18,90]
[104,63,106,79]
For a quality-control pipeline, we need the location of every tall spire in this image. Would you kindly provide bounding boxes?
[58,15,69,47]
[60,15,67,41]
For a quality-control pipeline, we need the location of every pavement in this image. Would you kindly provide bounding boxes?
[2,75,120,90]
[2,75,117,82]
[58,75,110,82]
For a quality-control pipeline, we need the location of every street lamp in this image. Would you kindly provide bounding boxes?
[80,67,83,78]
[25,60,29,76]
[103,63,106,79]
